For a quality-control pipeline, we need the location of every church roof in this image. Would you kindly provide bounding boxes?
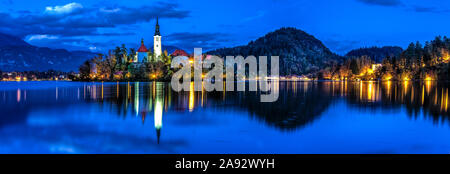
[137,39,148,52]
[171,49,189,57]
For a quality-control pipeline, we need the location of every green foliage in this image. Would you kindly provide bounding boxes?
[77,45,173,81]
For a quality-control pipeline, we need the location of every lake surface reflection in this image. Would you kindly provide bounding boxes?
[0,81,449,154]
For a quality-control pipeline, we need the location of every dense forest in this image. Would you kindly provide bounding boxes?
[320,36,450,81]
[345,46,403,63]
[208,27,343,76]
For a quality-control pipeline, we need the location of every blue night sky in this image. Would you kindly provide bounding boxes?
[0,0,449,54]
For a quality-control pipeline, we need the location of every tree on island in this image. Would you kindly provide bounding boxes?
[76,44,173,81]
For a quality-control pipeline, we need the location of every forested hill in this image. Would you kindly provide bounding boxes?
[207,27,343,75]
[345,46,403,62]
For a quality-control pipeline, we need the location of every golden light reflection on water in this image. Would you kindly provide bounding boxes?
[127,82,131,100]
[40,81,448,125]
[445,89,448,112]
[445,88,448,112]
[359,81,362,100]
[386,81,391,98]
[314,81,449,114]
[403,80,408,96]
[272,80,280,98]
[426,81,431,94]
[422,85,424,105]
[101,82,104,100]
[189,82,195,112]
[354,81,379,102]
[303,81,308,95]
[442,88,448,112]
[435,89,438,105]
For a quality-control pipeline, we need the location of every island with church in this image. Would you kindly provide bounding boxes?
[75,17,191,82]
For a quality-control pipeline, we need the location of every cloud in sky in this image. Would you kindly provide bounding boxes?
[44,2,83,15]
[356,0,403,7]
[100,7,121,13]
[27,34,58,41]
[356,0,450,14]
[0,1,189,38]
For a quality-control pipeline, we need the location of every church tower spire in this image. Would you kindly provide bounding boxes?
[153,17,162,59]
[154,17,160,36]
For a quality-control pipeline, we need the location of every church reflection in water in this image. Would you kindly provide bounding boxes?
[60,80,450,143]
[85,81,171,144]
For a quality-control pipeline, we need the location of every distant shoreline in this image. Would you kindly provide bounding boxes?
[1,79,447,83]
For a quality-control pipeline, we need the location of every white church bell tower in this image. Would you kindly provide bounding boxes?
[153,17,162,60]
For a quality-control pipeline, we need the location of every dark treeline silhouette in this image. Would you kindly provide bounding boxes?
[346,46,403,63]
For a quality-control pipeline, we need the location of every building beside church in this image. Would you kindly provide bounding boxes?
[136,39,148,62]
[171,49,189,57]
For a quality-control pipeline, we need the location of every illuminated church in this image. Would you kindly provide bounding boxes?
[134,17,162,63]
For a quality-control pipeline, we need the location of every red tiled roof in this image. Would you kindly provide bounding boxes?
[137,43,148,52]
[171,49,189,57]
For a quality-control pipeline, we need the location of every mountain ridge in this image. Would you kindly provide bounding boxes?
[0,33,97,72]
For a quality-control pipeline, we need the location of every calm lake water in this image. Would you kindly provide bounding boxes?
[0,81,449,154]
